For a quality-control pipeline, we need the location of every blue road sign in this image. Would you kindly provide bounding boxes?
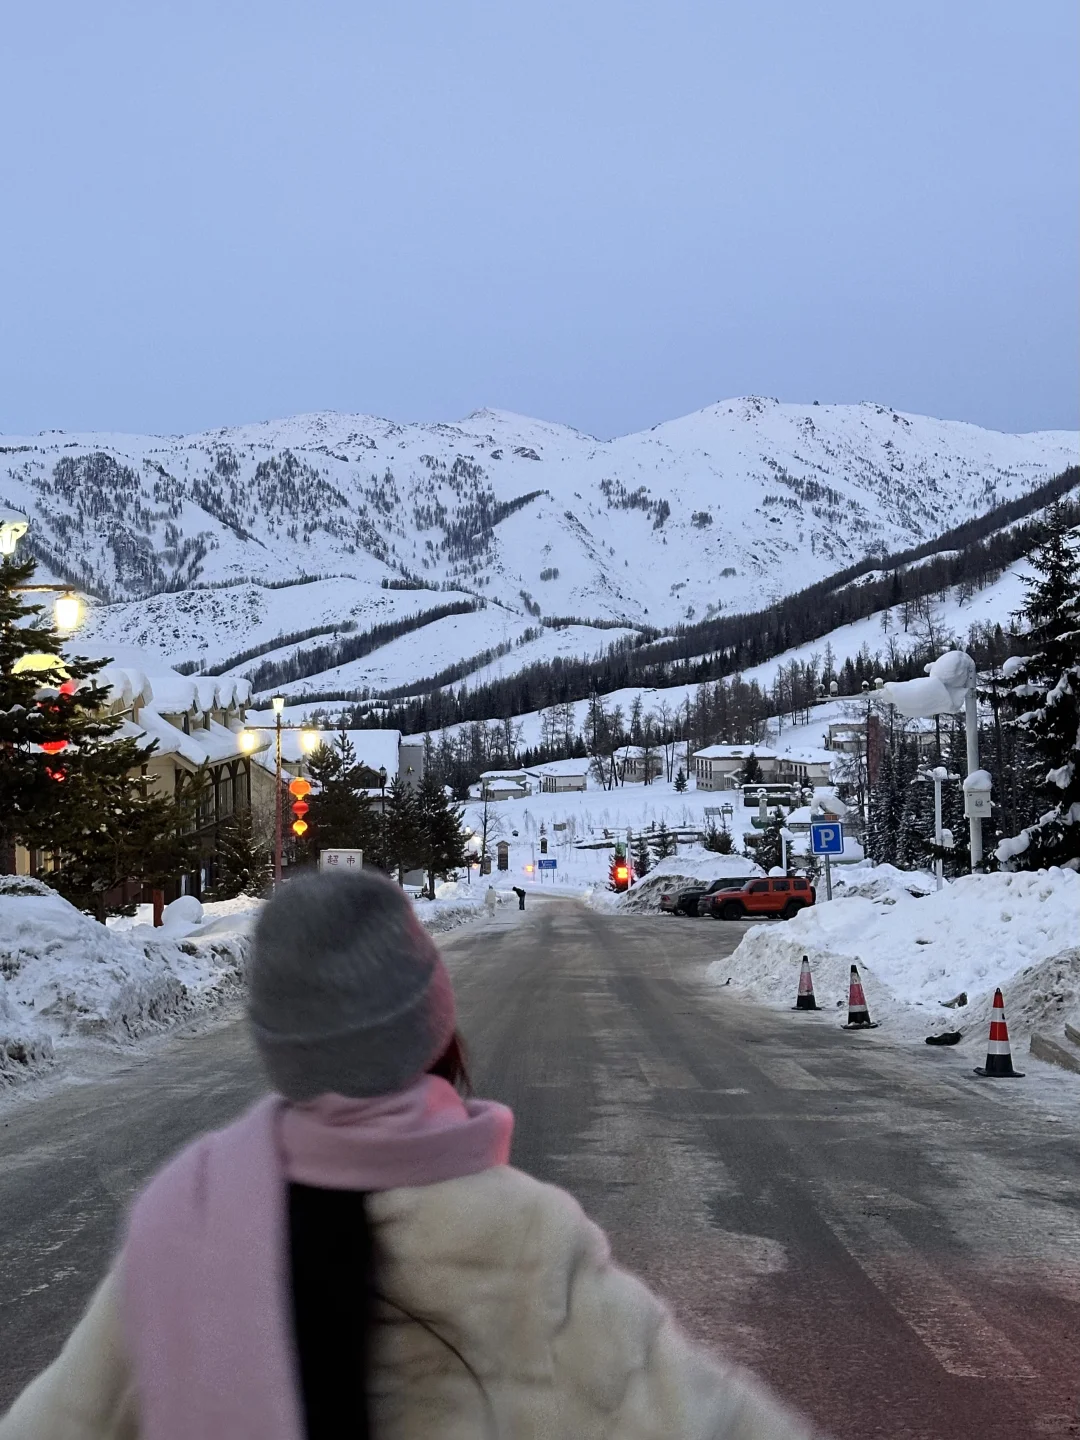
[810,821,844,856]
[538,857,557,870]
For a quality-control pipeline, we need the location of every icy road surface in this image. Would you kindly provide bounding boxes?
[0,902,1077,1438]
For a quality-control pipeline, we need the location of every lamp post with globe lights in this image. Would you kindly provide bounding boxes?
[235,699,321,886]
[0,510,85,635]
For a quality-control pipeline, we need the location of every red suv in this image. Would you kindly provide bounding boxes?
[705,877,815,921]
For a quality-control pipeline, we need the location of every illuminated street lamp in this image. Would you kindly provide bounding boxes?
[53,592,82,633]
[234,699,323,887]
[0,511,85,633]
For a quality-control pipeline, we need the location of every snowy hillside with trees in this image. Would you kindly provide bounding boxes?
[9,398,1076,669]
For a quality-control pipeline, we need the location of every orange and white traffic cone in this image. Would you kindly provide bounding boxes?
[793,956,818,1011]
[841,963,878,1029]
[974,988,1024,1078]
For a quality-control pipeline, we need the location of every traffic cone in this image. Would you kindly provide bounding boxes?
[974,989,1024,1078]
[793,956,818,1011]
[841,963,878,1029]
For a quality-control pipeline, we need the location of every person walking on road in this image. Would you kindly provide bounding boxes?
[0,869,818,1440]
[484,882,498,916]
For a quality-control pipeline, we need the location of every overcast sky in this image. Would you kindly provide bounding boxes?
[2,2,1076,439]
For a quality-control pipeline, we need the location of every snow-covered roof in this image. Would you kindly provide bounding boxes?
[693,745,776,760]
[530,758,591,777]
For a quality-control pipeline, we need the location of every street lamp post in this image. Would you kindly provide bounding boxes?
[272,696,285,885]
[378,766,388,872]
[237,705,320,888]
[1,510,85,633]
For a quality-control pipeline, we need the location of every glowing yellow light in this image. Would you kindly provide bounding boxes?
[12,652,64,676]
[299,728,321,755]
[291,818,308,837]
[525,863,534,874]
[271,695,286,715]
[53,592,82,633]
[237,729,260,754]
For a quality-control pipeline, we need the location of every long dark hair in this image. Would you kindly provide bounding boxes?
[289,1030,476,1437]
[427,1031,472,1094]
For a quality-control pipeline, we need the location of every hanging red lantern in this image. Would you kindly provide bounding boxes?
[58,679,78,696]
[288,777,312,798]
[291,799,309,819]
[41,739,68,755]
[45,765,67,782]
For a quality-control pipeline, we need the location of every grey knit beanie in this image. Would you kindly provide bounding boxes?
[247,869,456,1101]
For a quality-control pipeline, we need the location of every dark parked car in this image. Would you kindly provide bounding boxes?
[658,876,757,915]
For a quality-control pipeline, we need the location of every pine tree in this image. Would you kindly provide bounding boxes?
[207,806,271,900]
[304,731,379,858]
[0,554,123,869]
[33,743,204,921]
[673,767,687,793]
[652,820,676,859]
[702,821,734,854]
[754,808,786,873]
[631,832,652,877]
[383,776,421,881]
[866,736,917,866]
[999,504,1080,868]
[742,753,762,784]
[414,772,469,897]
[897,769,936,871]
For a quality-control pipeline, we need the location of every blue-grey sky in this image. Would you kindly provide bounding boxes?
[2,2,1077,439]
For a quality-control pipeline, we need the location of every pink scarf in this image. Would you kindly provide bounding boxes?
[122,1076,513,1439]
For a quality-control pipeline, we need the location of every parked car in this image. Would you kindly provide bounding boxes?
[659,876,757,915]
[702,876,815,921]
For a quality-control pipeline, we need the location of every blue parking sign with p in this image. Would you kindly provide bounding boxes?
[810,822,843,856]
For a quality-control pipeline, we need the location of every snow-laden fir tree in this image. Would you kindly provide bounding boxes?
[414,772,469,897]
[652,820,676,859]
[303,730,379,859]
[673,767,687,793]
[631,831,652,878]
[997,504,1080,869]
[754,808,786,873]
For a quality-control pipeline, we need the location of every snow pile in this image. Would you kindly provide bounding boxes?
[0,889,249,1081]
[830,862,936,903]
[418,879,495,933]
[708,867,1080,1039]
[619,854,763,913]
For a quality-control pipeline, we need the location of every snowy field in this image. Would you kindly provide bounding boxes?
[708,867,1080,1053]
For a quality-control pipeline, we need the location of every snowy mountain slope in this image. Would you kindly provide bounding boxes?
[6,400,1075,640]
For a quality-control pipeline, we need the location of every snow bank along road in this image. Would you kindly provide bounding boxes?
[0,905,1078,1438]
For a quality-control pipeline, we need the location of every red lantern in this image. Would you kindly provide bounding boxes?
[288,777,312,798]
[41,739,68,755]
[45,765,67,782]
[58,679,77,696]
[291,799,309,819]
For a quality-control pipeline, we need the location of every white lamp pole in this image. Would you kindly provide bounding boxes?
[272,696,285,886]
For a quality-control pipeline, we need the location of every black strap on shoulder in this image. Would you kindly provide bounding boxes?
[288,1183,373,1440]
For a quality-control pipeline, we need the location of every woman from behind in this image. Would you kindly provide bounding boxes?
[0,868,819,1439]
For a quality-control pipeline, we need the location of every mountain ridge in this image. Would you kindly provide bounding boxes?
[7,396,1073,680]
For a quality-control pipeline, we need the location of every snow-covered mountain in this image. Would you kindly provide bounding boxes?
[6,398,1074,683]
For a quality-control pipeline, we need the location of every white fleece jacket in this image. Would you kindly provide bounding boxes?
[0,1164,817,1439]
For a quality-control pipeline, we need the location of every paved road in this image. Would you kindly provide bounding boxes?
[1,901,1078,1438]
